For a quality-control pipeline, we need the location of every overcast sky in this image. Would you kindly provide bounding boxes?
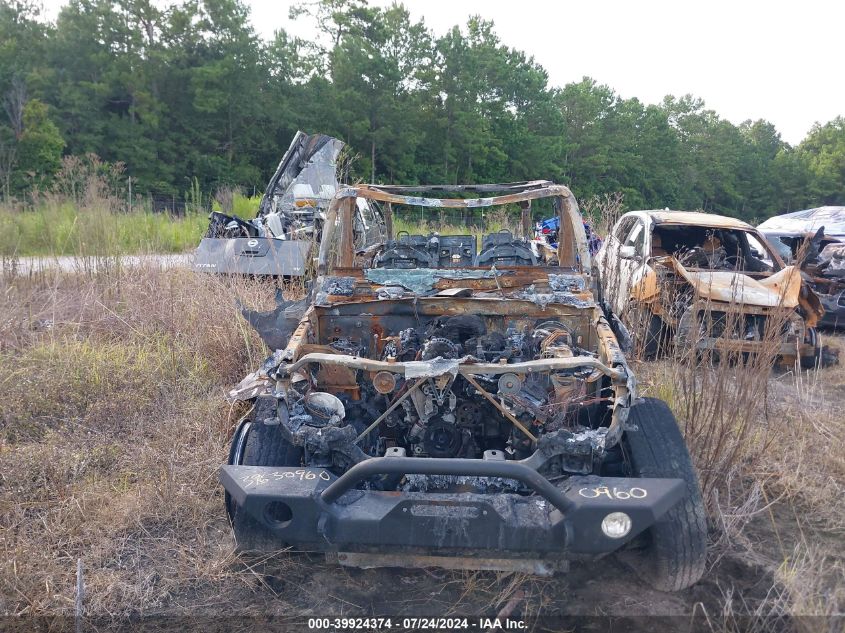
[39,0,843,145]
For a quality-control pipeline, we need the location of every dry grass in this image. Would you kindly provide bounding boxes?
[1,224,843,625]
[0,263,281,616]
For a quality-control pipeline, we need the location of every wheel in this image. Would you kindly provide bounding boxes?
[227,397,302,551]
[624,302,665,359]
[224,417,252,521]
[240,398,303,468]
[799,328,821,370]
[621,398,707,591]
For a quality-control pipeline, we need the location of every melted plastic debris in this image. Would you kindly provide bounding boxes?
[364,268,510,294]
[819,243,845,276]
[402,474,524,494]
[324,276,356,296]
[548,274,586,292]
[238,287,309,351]
[403,356,469,378]
[515,285,594,309]
[376,286,407,300]
[570,427,609,451]
[227,370,273,402]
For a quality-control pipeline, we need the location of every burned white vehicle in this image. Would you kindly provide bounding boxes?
[194,131,384,276]
[758,206,845,328]
[597,210,825,365]
[221,182,706,591]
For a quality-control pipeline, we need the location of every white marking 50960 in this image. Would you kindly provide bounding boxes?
[578,485,647,500]
[241,469,330,488]
[269,469,331,482]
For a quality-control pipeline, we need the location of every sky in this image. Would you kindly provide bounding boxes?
[38,0,843,145]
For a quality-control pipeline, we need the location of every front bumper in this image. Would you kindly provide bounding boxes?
[221,456,685,561]
[675,304,815,359]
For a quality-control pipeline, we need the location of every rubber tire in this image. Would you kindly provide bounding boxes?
[622,397,707,591]
[224,418,252,521]
[799,328,821,370]
[230,397,302,552]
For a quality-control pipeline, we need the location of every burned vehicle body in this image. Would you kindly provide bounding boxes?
[810,242,845,327]
[221,183,707,591]
[194,131,384,276]
[596,210,824,364]
[757,206,845,328]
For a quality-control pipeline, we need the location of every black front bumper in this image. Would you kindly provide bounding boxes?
[221,456,685,559]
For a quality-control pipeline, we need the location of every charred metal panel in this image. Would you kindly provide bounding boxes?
[193,237,310,276]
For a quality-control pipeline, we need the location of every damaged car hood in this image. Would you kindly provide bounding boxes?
[672,260,804,308]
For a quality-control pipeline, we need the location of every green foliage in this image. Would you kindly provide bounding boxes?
[210,191,261,216]
[14,99,64,186]
[797,117,845,205]
[0,200,208,256]
[0,0,842,221]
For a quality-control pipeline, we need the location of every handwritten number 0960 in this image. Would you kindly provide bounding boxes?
[578,486,647,500]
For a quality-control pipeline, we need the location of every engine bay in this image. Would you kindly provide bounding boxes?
[263,298,626,493]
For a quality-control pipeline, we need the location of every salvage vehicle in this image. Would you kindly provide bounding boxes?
[596,210,824,365]
[221,181,707,592]
[757,206,845,328]
[194,131,385,276]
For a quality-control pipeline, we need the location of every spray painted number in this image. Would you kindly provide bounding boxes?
[241,470,331,488]
[270,469,332,482]
[578,485,647,500]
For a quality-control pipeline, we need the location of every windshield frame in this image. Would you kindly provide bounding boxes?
[317,182,591,275]
[651,222,786,273]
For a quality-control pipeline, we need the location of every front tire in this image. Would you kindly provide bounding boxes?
[621,397,707,591]
[228,397,302,551]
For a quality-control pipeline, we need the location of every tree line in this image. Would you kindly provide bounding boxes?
[1,0,843,220]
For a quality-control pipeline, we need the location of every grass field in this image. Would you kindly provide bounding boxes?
[0,261,842,628]
[0,186,269,258]
[0,199,208,257]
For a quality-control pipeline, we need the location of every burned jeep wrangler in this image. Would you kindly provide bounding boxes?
[221,182,707,591]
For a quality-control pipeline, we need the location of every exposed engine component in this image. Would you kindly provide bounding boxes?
[329,337,363,356]
[497,373,522,396]
[466,331,509,361]
[427,314,486,345]
[421,421,465,458]
[277,313,605,477]
[422,337,460,361]
[304,392,346,426]
[372,371,397,394]
[381,327,420,361]
[455,400,483,426]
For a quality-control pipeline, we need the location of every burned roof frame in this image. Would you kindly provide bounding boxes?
[317,181,592,274]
